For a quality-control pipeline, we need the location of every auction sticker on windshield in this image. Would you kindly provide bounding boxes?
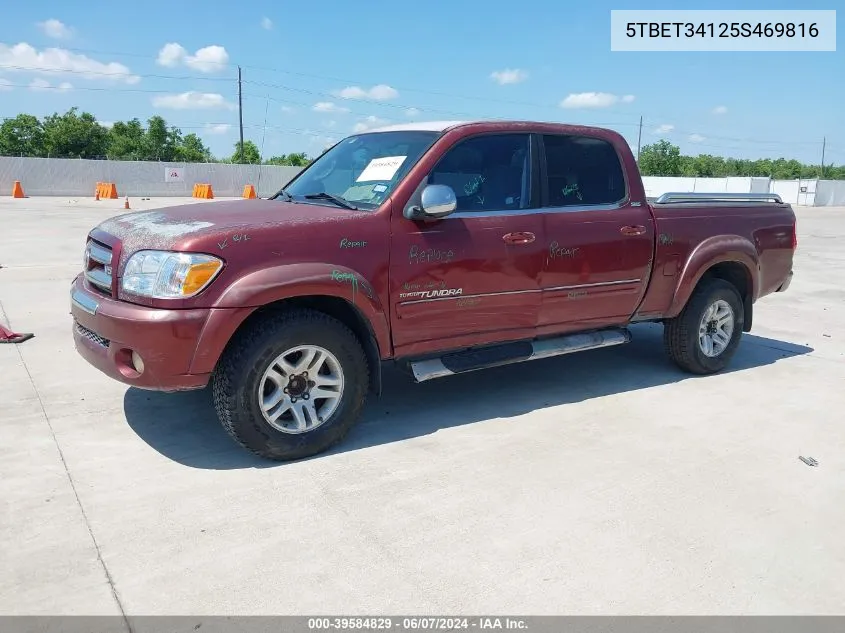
[356,156,407,182]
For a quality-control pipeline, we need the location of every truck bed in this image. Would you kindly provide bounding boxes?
[635,193,796,319]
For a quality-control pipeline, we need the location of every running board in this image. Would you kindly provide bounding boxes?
[410,328,632,382]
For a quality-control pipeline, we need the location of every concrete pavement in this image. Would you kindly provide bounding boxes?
[1,197,844,616]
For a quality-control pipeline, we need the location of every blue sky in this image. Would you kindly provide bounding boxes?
[1,0,842,164]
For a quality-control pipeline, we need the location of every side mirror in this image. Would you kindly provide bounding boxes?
[405,184,457,220]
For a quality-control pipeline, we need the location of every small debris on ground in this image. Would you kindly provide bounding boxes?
[799,456,819,467]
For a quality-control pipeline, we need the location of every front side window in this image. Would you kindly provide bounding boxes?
[543,134,626,207]
[427,134,531,213]
[282,131,439,209]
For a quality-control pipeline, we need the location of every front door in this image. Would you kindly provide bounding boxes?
[537,133,654,332]
[389,132,544,358]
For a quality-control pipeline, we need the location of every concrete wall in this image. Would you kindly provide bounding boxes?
[815,180,845,206]
[2,156,843,206]
[0,157,303,198]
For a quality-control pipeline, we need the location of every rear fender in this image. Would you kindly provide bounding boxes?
[666,235,759,318]
[211,262,390,360]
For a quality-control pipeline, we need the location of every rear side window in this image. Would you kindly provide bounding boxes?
[542,134,626,207]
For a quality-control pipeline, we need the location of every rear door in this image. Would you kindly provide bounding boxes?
[389,132,544,357]
[537,133,654,332]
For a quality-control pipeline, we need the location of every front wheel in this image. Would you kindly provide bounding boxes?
[663,278,744,375]
[212,309,369,461]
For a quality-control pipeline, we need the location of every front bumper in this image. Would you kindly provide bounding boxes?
[70,276,212,391]
[776,270,793,293]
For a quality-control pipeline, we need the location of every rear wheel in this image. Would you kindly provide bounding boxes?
[664,278,744,375]
[212,309,369,461]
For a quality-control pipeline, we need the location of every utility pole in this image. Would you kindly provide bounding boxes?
[820,136,826,179]
[636,115,643,162]
[238,66,244,164]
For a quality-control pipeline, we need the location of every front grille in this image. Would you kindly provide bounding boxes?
[75,320,110,347]
[84,239,113,295]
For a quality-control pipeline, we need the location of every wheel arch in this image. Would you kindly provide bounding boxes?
[192,262,390,395]
[667,236,759,332]
[218,295,384,396]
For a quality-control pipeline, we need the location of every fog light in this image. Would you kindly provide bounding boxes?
[131,351,145,374]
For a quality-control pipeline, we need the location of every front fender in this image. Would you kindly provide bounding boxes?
[212,262,390,358]
[666,235,759,318]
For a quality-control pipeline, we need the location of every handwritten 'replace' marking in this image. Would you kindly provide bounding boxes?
[409,245,455,265]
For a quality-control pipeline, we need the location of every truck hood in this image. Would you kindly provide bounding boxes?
[96,198,371,262]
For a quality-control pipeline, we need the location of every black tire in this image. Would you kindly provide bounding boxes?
[212,309,369,461]
[663,278,744,375]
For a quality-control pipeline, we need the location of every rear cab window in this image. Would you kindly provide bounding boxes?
[541,134,627,207]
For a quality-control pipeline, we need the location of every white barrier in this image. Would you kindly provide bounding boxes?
[1,156,842,206]
[0,157,303,198]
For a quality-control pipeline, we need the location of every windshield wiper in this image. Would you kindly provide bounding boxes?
[303,192,358,210]
[274,189,295,202]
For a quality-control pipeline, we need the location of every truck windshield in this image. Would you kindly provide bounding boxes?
[277,131,440,210]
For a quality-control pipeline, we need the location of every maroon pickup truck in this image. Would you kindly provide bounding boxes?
[71,120,796,460]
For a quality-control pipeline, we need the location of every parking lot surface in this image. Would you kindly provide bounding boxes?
[1,196,844,616]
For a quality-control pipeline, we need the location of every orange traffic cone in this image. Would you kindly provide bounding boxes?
[124,196,130,210]
[12,181,25,198]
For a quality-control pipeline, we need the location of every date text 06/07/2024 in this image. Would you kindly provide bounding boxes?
[307,617,528,630]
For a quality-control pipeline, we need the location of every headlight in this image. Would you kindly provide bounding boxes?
[121,250,223,299]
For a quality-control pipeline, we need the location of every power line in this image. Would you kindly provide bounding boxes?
[0,64,234,82]
[4,42,840,154]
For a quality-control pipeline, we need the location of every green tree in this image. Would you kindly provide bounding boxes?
[231,140,261,164]
[175,133,212,163]
[266,152,311,166]
[42,108,109,158]
[638,140,682,176]
[107,118,145,160]
[0,114,45,157]
[142,115,183,161]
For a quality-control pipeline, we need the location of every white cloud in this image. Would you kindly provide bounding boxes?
[689,133,706,143]
[204,123,232,134]
[37,19,73,40]
[261,16,273,30]
[29,78,50,91]
[310,135,338,150]
[28,78,72,92]
[0,42,140,83]
[559,92,634,109]
[490,68,528,85]
[0,78,12,91]
[280,105,295,113]
[405,107,421,118]
[156,43,185,67]
[335,84,399,100]
[156,43,229,73]
[712,105,728,115]
[654,124,674,134]
[352,115,389,133]
[312,101,349,113]
[99,121,114,129]
[152,91,236,110]
[325,120,337,128]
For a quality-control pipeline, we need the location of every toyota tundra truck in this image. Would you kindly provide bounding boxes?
[70,120,797,460]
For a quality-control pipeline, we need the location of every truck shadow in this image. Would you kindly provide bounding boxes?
[123,323,813,469]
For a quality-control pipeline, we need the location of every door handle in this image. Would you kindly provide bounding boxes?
[620,225,646,236]
[503,231,536,245]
